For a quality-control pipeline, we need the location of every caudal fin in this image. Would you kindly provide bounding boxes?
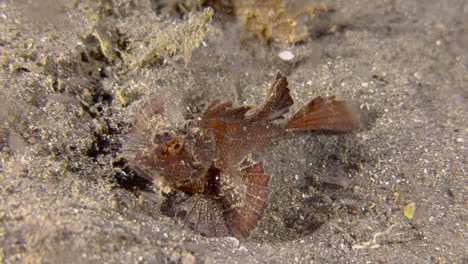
[287,96,362,133]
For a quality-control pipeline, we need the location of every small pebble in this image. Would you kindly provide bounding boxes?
[278,50,295,61]
[239,246,248,252]
[414,72,423,80]
[226,237,240,247]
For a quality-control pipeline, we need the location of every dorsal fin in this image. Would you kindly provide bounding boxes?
[203,100,252,121]
[254,72,294,121]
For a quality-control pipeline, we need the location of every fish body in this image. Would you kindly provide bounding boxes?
[123,72,361,239]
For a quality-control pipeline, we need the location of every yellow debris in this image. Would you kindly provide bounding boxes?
[116,90,128,107]
[404,202,416,219]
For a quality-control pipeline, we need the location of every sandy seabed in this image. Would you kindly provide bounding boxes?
[0,0,466,263]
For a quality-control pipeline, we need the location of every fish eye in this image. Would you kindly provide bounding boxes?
[167,138,185,155]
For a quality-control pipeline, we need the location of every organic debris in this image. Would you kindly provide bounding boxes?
[152,0,234,18]
[134,8,213,67]
[234,0,329,44]
[403,202,416,219]
[154,0,329,45]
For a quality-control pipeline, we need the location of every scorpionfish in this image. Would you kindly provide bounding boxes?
[123,72,362,240]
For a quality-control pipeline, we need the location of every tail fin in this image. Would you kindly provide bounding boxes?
[287,96,362,133]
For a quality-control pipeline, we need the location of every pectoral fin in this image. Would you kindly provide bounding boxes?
[174,194,230,238]
[218,158,271,240]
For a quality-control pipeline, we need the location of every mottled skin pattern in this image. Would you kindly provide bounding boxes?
[123,72,361,240]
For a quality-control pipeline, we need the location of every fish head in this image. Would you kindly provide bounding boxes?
[147,122,216,192]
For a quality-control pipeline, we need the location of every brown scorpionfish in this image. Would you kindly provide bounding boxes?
[123,72,362,240]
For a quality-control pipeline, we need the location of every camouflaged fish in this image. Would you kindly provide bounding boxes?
[123,72,361,239]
